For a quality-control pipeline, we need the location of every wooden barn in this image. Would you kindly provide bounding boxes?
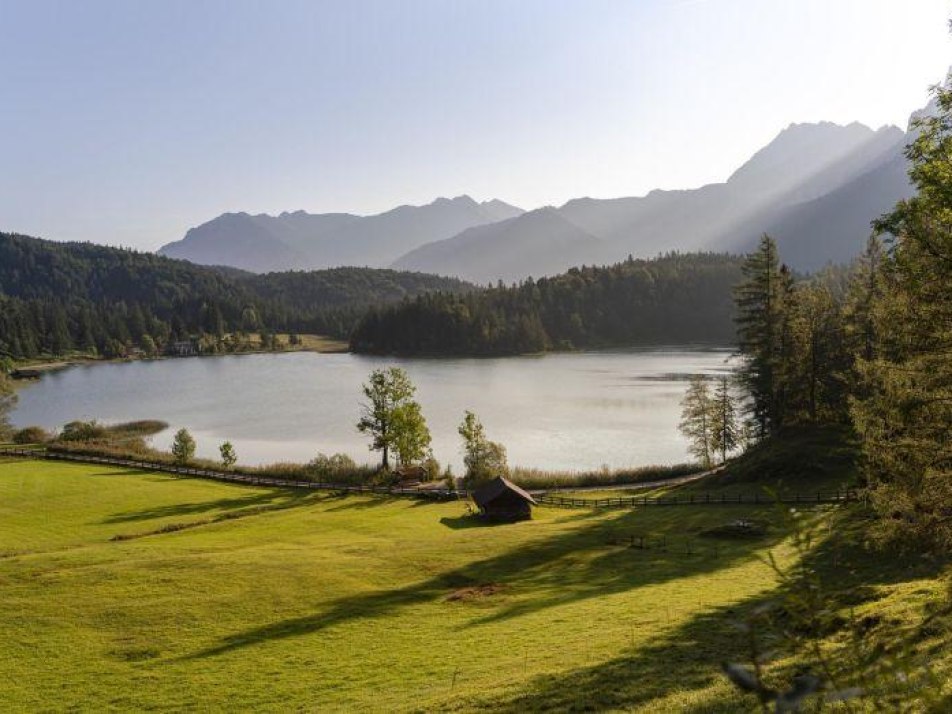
[471,477,536,522]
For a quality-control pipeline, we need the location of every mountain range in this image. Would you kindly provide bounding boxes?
[159,197,523,274]
[160,109,923,282]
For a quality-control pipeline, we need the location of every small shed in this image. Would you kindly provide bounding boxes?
[471,477,537,522]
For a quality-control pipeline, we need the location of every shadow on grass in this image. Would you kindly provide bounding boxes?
[439,515,508,530]
[100,489,305,524]
[322,496,396,512]
[179,504,792,662]
[466,506,952,712]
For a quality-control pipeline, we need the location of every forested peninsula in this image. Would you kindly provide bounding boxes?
[349,253,743,356]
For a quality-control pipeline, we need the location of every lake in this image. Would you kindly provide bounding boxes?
[11,348,736,472]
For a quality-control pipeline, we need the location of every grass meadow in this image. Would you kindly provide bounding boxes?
[1,439,949,711]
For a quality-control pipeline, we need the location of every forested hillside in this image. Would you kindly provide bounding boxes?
[350,253,743,356]
[0,233,471,360]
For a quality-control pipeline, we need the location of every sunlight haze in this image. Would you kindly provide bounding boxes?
[1,0,949,249]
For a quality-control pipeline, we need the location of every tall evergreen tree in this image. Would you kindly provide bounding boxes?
[843,236,885,386]
[734,235,785,436]
[710,376,738,464]
[786,276,850,424]
[852,77,952,548]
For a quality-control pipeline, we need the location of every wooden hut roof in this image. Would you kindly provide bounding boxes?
[471,477,537,508]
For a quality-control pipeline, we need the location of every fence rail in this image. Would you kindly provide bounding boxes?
[0,446,861,509]
[535,489,859,509]
[0,447,463,501]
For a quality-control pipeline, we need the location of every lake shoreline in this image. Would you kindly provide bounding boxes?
[11,348,737,473]
[10,334,350,381]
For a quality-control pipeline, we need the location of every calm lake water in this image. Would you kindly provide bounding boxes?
[11,349,736,472]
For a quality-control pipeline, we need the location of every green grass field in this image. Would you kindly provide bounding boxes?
[1,438,949,711]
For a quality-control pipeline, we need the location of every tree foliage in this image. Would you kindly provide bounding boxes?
[679,376,715,468]
[0,371,15,441]
[710,376,739,464]
[356,368,430,470]
[728,77,952,550]
[734,235,785,436]
[390,400,432,468]
[0,233,472,360]
[171,428,196,465]
[219,441,237,469]
[352,253,743,356]
[458,410,509,485]
[851,77,952,549]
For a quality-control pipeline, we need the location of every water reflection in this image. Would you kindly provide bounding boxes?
[12,348,735,471]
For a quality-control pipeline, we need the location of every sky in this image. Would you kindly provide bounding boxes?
[1,0,950,251]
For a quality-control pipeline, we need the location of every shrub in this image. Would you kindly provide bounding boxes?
[13,426,52,444]
[59,420,108,442]
[307,452,358,480]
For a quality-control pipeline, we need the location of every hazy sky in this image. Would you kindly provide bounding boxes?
[1,0,949,250]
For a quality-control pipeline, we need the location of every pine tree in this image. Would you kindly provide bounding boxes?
[734,235,785,436]
[843,236,885,392]
[785,276,850,424]
[710,376,738,463]
[852,77,952,549]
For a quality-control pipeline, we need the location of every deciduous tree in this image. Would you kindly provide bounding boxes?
[357,367,424,470]
[171,428,196,465]
[679,376,714,468]
[458,410,509,484]
[219,441,237,469]
[0,370,16,441]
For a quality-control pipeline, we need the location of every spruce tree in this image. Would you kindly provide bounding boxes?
[710,376,738,463]
[852,77,952,548]
[734,235,785,436]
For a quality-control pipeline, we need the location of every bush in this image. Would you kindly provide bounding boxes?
[59,420,108,442]
[13,426,52,444]
[307,453,358,480]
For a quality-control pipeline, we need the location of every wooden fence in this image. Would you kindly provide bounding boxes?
[536,489,859,509]
[0,446,861,509]
[0,447,461,501]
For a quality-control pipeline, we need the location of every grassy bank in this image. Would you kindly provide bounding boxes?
[2,427,949,710]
